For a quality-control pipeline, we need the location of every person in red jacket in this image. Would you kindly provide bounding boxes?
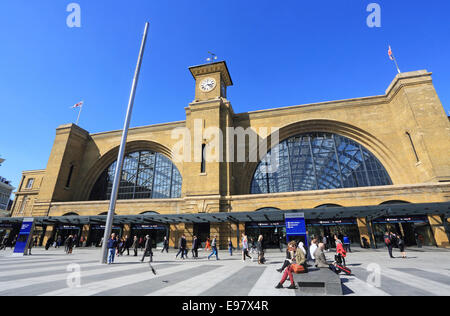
[334,235,347,266]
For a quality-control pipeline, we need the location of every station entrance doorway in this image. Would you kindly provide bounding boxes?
[193,223,210,248]
[306,218,361,248]
[131,224,168,248]
[371,216,436,247]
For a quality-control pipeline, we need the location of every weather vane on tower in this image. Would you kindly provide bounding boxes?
[206,51,218,63]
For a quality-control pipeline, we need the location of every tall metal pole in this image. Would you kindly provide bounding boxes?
[101,22,149,264]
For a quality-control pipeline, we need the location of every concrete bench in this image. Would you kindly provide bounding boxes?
[292,267,343,296]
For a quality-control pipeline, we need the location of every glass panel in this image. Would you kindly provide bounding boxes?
[251,132,392,194]
[90,151,182,200]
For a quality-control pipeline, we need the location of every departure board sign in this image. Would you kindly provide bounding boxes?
[285,213,306,235]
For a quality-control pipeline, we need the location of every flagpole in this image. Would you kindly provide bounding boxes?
[75,103,83,125]
[393,56,401,74]
[100,22,149,264]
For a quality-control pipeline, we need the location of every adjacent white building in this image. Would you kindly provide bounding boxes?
[0,176,14,214]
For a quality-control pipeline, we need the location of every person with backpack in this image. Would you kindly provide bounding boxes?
[384,231,394,258]
[208,235,219,260]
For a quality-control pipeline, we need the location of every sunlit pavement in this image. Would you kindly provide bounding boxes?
[0,246,449,296]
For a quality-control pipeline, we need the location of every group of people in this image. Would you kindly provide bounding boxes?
[241,234,265,264]
[274,235,350,290]
[384,231,407,258]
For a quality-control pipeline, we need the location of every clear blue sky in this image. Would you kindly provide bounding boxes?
[0,0,449,190]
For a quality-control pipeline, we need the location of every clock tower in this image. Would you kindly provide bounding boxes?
[189,61,233,102]
[183,60,235,206]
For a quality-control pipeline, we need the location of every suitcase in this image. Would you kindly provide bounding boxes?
[335,263,352,275]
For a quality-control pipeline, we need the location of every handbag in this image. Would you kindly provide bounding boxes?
[291,263,306,274]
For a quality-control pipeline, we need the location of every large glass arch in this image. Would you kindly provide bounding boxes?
[89,150,182,200]
[250,132,392,194]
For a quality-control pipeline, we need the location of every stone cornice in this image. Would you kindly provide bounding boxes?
[90,120,186,138]
[189,61,233,86]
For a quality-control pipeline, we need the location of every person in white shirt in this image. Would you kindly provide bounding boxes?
[309,237,318,262]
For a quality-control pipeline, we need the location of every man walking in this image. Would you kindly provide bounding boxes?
[107,233,118,264]
[161,236,169,253]
[208,235,219,260]
[192,235,199,259]
[141,235,153,263]
[175,235,186,259]
[132,236,139,256]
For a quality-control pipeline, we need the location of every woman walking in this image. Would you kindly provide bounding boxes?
[398,234,407,258]
[241,234,252,261]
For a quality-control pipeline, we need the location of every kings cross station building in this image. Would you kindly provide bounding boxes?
[3,61,450,250]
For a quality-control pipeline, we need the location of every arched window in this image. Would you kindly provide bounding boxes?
[90,151,182,200]
[251,132,392,194]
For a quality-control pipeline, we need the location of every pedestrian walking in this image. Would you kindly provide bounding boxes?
[161,236,169,253]
[121,236,130,256]
[397,234,407,258]
[228,239,234,256]
[107,233,118,264]
[132,236,139,256]
[208,235,219,260]
[384,231,395,258]
[192,236,199,258]
[66,235,74,254]
[309,237,318,264]
[241,234,252,261]
[27,238,33,255]
[343,235,351,253]
[256,235,265,264]
[249,238,257,255]
[204,237,211,252]
[141,235,153,263]
[175,235,186,259]
[334,235,347,266]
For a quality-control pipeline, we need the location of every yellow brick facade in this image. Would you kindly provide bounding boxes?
[10,62,450,248]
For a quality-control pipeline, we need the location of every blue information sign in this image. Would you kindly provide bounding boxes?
[285,213,308,247]
[13,218,35,255]
[285,213,306,235]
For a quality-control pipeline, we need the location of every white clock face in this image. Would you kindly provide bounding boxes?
[200,78,216,92]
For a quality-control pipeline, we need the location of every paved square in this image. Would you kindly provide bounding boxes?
[0,246,449,296]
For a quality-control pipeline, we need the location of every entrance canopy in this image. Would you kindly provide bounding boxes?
[1,202,449,226]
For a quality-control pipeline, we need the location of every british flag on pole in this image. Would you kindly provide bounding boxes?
[72,101,84,108]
